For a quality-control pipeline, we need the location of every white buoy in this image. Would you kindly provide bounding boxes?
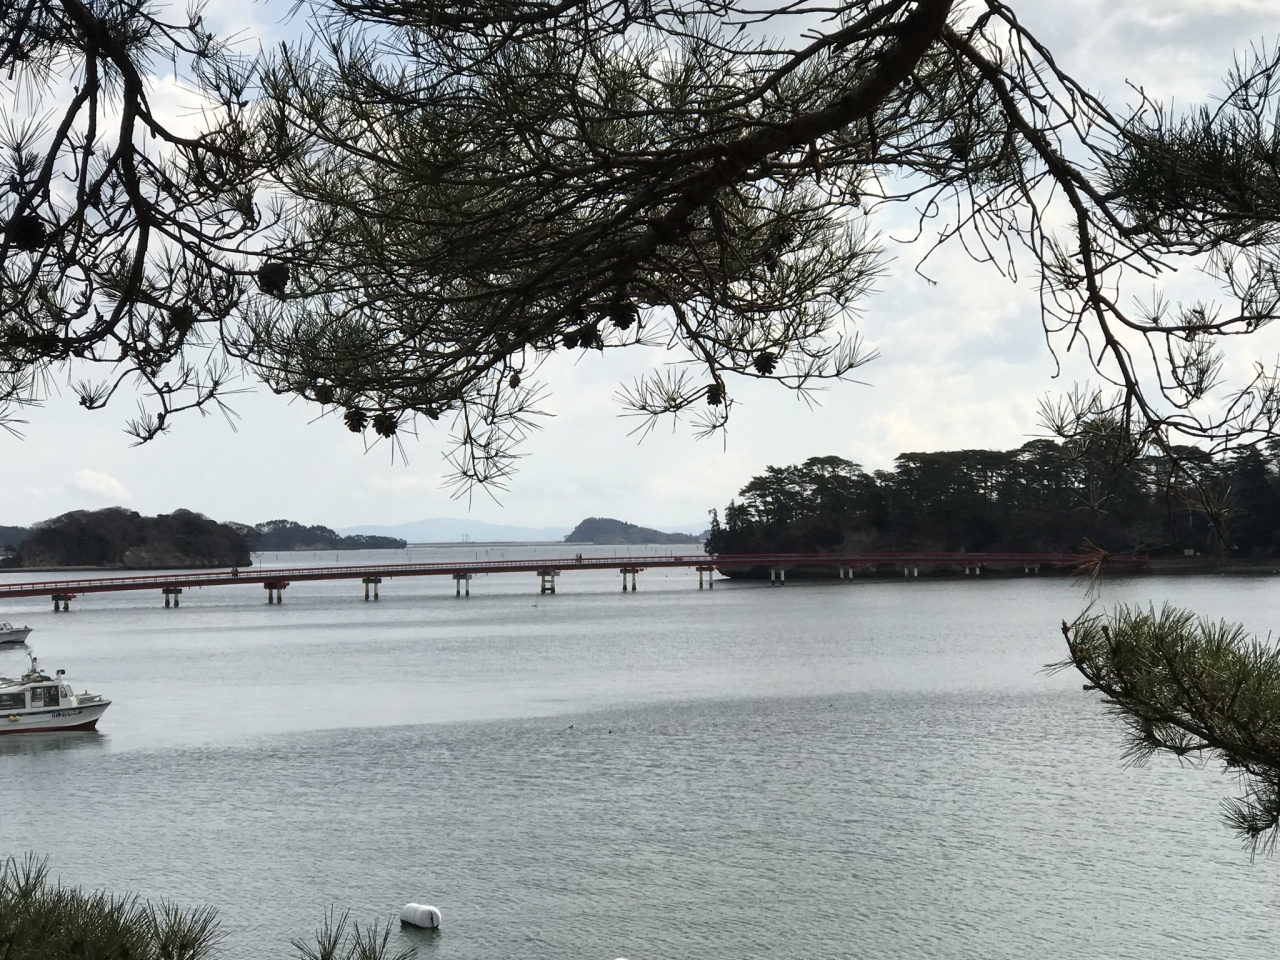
[399,904,441,930]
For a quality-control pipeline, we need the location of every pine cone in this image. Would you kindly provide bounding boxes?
[256,262,290,297]
[609,301,638,331]
[7,214,46,252]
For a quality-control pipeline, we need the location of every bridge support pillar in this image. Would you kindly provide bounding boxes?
[363,577,382,600]
[770,568,785,586]
[265,581,289,604]
[454,573,472,597]
[163,588,182,608]
[620,567,640,591]
[52,593,73,612]
[697,565,715,589]
[537,569,559,594]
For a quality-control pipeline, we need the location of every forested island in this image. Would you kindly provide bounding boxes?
[246,520,406,551]
[0,513,406,569]
[706,442,1280,561]
[564,517,703,544]
[5,508,251,569]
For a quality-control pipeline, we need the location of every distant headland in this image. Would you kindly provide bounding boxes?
[0,509,705,568]
[245,520,407,552]
[563,517,704,545]
[0,511,408,569]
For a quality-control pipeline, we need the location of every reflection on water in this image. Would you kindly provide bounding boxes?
[0,730,107,756]
[397,924,444,957]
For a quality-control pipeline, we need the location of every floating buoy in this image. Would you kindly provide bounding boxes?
[399,904,440,929]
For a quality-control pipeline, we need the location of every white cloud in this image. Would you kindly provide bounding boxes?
[73,470,131,503]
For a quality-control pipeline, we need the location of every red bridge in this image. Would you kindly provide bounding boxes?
[0,551,1147,609]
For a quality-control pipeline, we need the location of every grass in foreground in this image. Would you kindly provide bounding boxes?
[0,855,414,960]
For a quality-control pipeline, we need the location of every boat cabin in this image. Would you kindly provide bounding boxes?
[0,680,73,711]
[0,657,70,711]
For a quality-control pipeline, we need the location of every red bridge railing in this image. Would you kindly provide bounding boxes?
[0,550,1147,599]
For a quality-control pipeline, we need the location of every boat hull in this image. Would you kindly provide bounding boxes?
[0,628,31,646]
[0,701,110,735]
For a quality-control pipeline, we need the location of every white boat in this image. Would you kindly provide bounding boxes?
[0,655,110,734]
[0,623,32,646]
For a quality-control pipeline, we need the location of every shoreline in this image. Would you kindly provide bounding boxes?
[718,557,1280,580]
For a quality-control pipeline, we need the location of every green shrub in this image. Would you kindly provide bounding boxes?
[0,855,221,960]
[0,856,415,960]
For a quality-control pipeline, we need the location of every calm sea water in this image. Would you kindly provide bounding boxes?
[1,546,1278,959]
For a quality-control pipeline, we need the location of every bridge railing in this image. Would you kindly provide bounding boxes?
[0,550,1148,598]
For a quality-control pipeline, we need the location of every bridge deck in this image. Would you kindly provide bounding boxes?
[0,551,1146,599]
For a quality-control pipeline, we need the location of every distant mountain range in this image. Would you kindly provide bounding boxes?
[337,517,708,543]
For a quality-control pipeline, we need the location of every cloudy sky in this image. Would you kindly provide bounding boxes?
[2,0,1277,531]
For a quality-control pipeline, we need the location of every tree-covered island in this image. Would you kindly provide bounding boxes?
[0,512,407,568]
[245,520,407,551]
[565,517,703,545]
[5,508,252,569]
[708,441,1280,566]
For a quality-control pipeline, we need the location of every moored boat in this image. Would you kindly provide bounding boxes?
[0,623,31,646]
[0,655,110,734]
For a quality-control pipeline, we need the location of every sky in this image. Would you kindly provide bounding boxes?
[2,0,1278,531]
